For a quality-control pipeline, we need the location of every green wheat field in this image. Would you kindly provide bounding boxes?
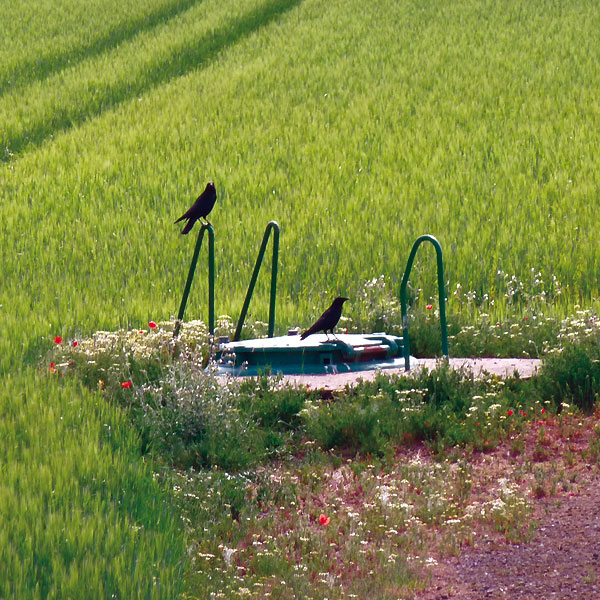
[1,0,599,597]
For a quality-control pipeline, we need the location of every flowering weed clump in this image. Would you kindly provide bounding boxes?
[537,311,600,414]
[341,275,599,360]
[48,317,270,395]
[49,320,208,396]
[49,318,308,471]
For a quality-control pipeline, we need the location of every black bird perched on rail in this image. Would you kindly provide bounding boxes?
[301,296,349,340]
[174,182,217,234]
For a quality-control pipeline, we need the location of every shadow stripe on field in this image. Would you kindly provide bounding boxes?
[2,0,303,163]
[0,0,201,95]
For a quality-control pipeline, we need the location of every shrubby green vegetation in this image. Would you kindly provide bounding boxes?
[46,314,599,597]
[50,314,599,464]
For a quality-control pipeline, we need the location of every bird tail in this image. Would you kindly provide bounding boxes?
[180,220,194,235]
[300,326,316,340]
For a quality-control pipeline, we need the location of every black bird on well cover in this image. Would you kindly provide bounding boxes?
[174,181,217,234]
[300,297,349,340]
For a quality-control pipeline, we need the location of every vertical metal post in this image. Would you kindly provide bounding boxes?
[208,227,215,335]
[400,235,449,370]
[267,223,279,338]
[174,224,215,337]
[234,221,280,341]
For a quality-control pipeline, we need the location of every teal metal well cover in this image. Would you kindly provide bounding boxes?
[215,333,417,376]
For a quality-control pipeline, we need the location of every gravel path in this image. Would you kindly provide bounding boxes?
[418,479,600,600]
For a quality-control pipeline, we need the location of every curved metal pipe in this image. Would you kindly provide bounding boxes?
[400,235,449,370]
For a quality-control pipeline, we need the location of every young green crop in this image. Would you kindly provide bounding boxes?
[0,373,185,599]
[0,0,199,92]
[2,0,599,375]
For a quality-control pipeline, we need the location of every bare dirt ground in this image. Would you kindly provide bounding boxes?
[419,483,600,600]
[416,413,600,600]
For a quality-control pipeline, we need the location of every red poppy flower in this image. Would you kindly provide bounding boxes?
[507,409,513,416]
[148,321,157,329]
[121,381,132,389]
[541,408,546,414]
[319,513,330,526]
[54,336,63,344]
[72,340,78,347]
[426,304,433,310]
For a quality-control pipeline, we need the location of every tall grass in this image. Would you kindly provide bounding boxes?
[2,0,600,372]
[0,0,302,159]
[0,372,185,599]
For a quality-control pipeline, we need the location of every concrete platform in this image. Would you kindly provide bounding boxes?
[277,358,542,392]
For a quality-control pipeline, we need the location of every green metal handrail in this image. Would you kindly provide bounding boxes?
[400,235,449,370]
[173,224,215,338]
[234,221,280,341]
